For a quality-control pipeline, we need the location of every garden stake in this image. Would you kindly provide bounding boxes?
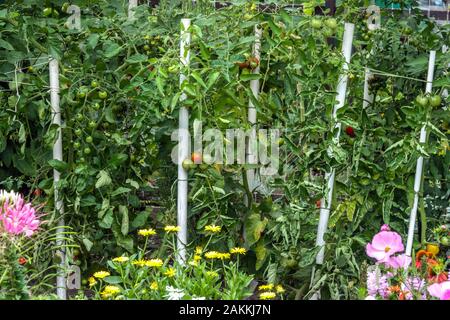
[177,18,191,265]
[246,25,262,195]
[363,68,374,109]
[310,22,354,300]
[49,58,66,300]
[128,0,138,19]
[405,50,436,257]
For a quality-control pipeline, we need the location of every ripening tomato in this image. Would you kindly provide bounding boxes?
[248,57,259,69]
[182,159,194,171]
[345,126,356,138]
[33,189,42,197]
[18,257,27,265]
[191,152,202,164]
[315,200,321,209]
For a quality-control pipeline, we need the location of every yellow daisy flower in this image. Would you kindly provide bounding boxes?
[93,271,110,279]
[259,292,276,300]
[204,225,221,233]
[230,247,247,255]
[138,228,156,237]
[217,252,230,260]
[150,281,158,290]
[101,285,120,299]
[145,258,163,268]
[112,256,129,263]
[164,225,181,233]
[132,259,147,267]
[194,254,202,261]
[204,251,219,259]
[88,277,97,287]
[188,260,199,267]
[195,246,203,255]
[164,267,176,278]
[276,285,285,294]
[205,271,219,278]
[258,284,274,291]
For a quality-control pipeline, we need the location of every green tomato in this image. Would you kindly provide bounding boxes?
[416,95,429,107]
[93,103,101,110]
[91,80,99,88]
[62,2,70,13]
[311,19,322,29]
[76,113,84,121]
[83,147,91,155]
[72,248,80,256]
[85,136,93,143]
[429,95,441,108]
[77,90,86,100]
[88,121,96,129]
[325,18,338,29]
[98,91,108,99]
[441,236,449,246]
[143,45,150,51]
[43,8,53,17]
[182,159,194,171]
[74,128,82,136]
[73,142,81,149]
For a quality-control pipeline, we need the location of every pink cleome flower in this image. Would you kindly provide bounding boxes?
[366,229,404,263]
[0,194,40,237]
[386,254,412,270]
[427,281,450,300]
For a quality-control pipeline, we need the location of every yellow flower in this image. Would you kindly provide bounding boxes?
[145,258,163,268]
[204,251,219,259]
[164,225,181,233]
[112,256,129,263]
[164,267,176,278]
[259,291,276,300]
[195,246,203,255]
[258,284,274,291]
[204,251,230,260]
[194,254,202,261]
[188,260,199,267]
[205,271,219,278]
[204,224,221,233]
[138,228,156,237]
[93,271,110,279]
[101,285,120,299]
[230,247,247,255]
[88,277,97,287]
[150,281,158,290]
[276,285,285,294]
[132,259,147,267]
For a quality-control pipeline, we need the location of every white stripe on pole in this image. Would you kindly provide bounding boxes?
[50,58,66,300]
[246,25,262,193]
[128,0,138,19]
[315,22,355,265]
[405,50,436,257]
[177,18,191,265]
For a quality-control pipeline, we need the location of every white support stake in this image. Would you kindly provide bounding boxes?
[363,68,374,109]
[49,58,66,300]
[128,0,138,19]
[177,18,191,265]
[405,50,436,257]
[310,23,354,300]
[246,25,262,193]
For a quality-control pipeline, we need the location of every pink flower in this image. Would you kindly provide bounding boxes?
[387,254,412,270]
[0,195,40,237]
[366,230,404,263]
[380,224,390,231]
[427,281,450,300]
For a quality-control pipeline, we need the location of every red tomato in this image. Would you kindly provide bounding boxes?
[345,126,356,138]
[191,152,202,164]
[18,257,27,265]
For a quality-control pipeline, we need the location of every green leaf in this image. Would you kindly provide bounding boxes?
[111,187,131,197]
[131,211,150,229]
[48,159,69,172]
[244,214,268,247]
[82,238,93,252]
[127,54,147,64]
[255,241,267,271]
[103,41,122,59]
[240,73,261,82]
[104,276,123,284]
[95,170,112,189]
[191,71,207,89]
[0,39,14,50]
[206,71,220,90]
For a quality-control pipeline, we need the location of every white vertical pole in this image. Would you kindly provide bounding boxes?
[128,0,138,19]
[177,19,191,265]
[405,50,436,257]
[49,58,66,300]
[310,23,354,300]
[246,25,262,193]
[363,68,374,109]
